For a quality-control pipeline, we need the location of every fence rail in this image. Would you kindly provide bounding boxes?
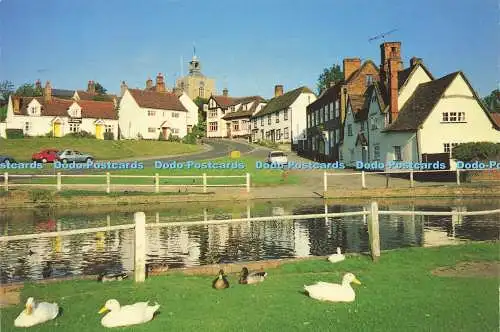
[2,172,251,193]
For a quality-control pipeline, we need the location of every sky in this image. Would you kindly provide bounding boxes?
[0,0,498,99]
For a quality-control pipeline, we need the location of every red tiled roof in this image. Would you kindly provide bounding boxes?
[212,95,262,108]
[128,89,187,112]
[491,113,500,127]
[78,99,117,119]
[76,90,116,102]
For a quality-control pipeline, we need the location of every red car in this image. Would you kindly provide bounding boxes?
[32,149,59,163]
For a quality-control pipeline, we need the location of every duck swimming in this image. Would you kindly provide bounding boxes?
[98,299,160,328]
[238,267,267,285]
[304,273,361,302]
[14,297,59,327]
[212,269,229,289]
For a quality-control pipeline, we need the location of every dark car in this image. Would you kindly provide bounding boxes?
[32,149,59,163]
[0,155,15,163]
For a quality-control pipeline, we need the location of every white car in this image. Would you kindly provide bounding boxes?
[266,151,288,165]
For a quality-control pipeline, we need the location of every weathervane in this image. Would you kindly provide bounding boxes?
[368,28,398,43]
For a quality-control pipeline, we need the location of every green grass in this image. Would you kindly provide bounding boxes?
[0,137,202,161]
[1,242,498,332]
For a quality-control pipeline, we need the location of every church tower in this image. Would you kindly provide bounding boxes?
[189,46,202,76]
[176,45,216,100]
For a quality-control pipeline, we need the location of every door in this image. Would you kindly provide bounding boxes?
[53,122,62,137]
[95,124,104,139]
[226,123,231,138]
[162,127,168,139]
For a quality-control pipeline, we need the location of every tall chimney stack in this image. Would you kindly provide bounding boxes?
[389,58,399,123]
[222,88,228,97]
[12,96,21,113]
[274,85,284,97]
[155,73,166,92]
[380,42,403,85]
[44,81,52,103]
[146,77,153,90]
[343,58,361,81]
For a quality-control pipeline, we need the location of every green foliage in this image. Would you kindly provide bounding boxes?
[29,189,54,203]
[6,128,24,139]
[317,64,344,94]
[15,83,43,97]
[482,89,499,113]
[158,132,166,141]
[64,130,95,139]
[193,97,208,108]
[94,82,107,95]
[167,134,181,142]
[44,130,54,137]
[452,142,500,162]
[103,131,114,140]
[182,132,197,144]
[0,80,14,105]
[0,105,6,122]
[92,95,109,101]
[255,139,279,149]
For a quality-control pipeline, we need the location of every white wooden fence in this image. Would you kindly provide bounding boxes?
[0,202,498,283]
[2,172,251,193]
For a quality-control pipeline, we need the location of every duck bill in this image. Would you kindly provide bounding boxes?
[352,278,362,285]
[98,307,108,314]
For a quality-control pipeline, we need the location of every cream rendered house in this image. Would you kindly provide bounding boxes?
[118,83,198,140]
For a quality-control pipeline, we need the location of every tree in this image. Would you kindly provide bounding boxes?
[482,89,499,113]
[94,82,107,95]
[316,64,344,94]
[15,83,43,97]
[193,97,208,136]
[0,80,14,106]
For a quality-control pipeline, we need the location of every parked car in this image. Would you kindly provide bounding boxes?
[32,149,59,163]
[265,151,288,165]
[0,155,16,163]
[57,150,94,163]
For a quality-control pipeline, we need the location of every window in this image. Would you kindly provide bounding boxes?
[394,146,402,161]
[267,115,271,125]
[320,107,324,123]
[373,144,380,160]
[329,130,335,148]
[276,129,281,140]
[24,122,31,133]
[347,124,353,136]
[148,127,156,133]
[260,118,264,126]
[172,128,179,134]
[105,125,113,133]
[360,122,365,131]
[209,110,217,118]
[365,74,373,86]
[335,100,340,118]
[315,109,319,125]
[199,87,204,98]
[284,109,288,121]
[148,110,156,117]
[232,121,239,131]
[457,112,465,121]
[242,120,248,130]
[275,112,279,123]
[253,119,257,128]
[172,112,180,118]
[329,102,334,119]
[307,114,310,128]
[449,112,457,122]
[209,122,218,131]
[339,150,343,161]
[69,123,80,133]
[444,142,459,153]
[231,106,235,112]
[325,104,330,121]
[371,117,378,130]
[442,112,466,123]
[371,95,377,103]
[284,127,289,139]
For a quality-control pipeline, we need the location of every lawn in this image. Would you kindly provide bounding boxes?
[1,242,498,332]
[0,137,202,161]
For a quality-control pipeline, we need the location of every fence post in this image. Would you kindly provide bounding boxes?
[456,168,460,185]
[56,172,62,191]
[367,201,380,262]
[155,173,159,193]
[106,172,110,194]
[134,212,146,282]
[246,173,251,193]
[409,169,414,188]
[202,173,207,193]
[323,171,327,194]
[361,171,366,189]
[3,172,8,192]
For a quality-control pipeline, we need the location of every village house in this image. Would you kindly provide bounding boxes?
[341,41,500,169]
[6,81,118,139]
[304,58,380,161]
[251,85,316,149]
[206,89,265,139]
[118,74,198,140]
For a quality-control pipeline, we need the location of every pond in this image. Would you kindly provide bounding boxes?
[0,198,498,283]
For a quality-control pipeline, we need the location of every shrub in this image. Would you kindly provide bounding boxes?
[104,131,114,140]
[182,132,197,145]
[6,128,24,139]
[65,130,95,138]
[167,134,181,142]
[452,142,500,162]
[255,139,279,149]
[158,132,166,141]
[44,130,54,137]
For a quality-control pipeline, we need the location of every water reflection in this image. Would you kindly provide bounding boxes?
[0,198,498,283]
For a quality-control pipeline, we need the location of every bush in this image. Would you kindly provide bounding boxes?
[104,131,114,140]
[65,130,95,138]
[158,132,166,141]
[182,132,197,145]
[452,142,500,162]
[167,134,181,142]
[6,128,24,139]
[255,139,279,149]
[45,130,54,137]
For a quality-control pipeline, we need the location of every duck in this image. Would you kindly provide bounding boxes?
[146,263,169,276]
[14,297,59,327]
[97,272,128,282]
[98,299,160,328]
[212,269,229,289]
[238,267,268,285]
[328,247,346,263]
[304,273,361,302]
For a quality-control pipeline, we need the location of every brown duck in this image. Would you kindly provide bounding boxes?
[212,269,229,289]
[238,267,267,285]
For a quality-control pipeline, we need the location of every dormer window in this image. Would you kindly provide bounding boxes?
[29,106,37,115]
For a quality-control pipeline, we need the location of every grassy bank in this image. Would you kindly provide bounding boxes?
[0,137,202,161]
[1,242,498,331]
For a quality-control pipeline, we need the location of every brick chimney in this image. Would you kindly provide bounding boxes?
[223,88,229,97]
[146,77,153,90]
[12,96,21,113]
[343,58,361,81]
[44,81,52,103]
[410,57,423,67]
[120,81,128,96]
[35,79,42,90]
[87,80,96,94]
[155,73,166,92]
[274,85,284,97]
[388,58,399,123]
[380,42,403,84]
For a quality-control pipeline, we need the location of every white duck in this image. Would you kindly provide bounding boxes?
[98,299,160,328]
[328,247,346,263]
[304,273,361,302]
[14,297,59,327]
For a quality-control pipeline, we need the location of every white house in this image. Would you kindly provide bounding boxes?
[206,89,265,138]
[118,81,198,140]
[6,81,118,139]
[251,85,317,147]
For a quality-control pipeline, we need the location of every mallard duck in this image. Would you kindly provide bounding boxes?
[328,247,346,263]
[304,273,361,302]
[14,297,59,327]
[212,269,229,289]
[98,299,160,328]
[238,267,267,284]
[97,272,128,282]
